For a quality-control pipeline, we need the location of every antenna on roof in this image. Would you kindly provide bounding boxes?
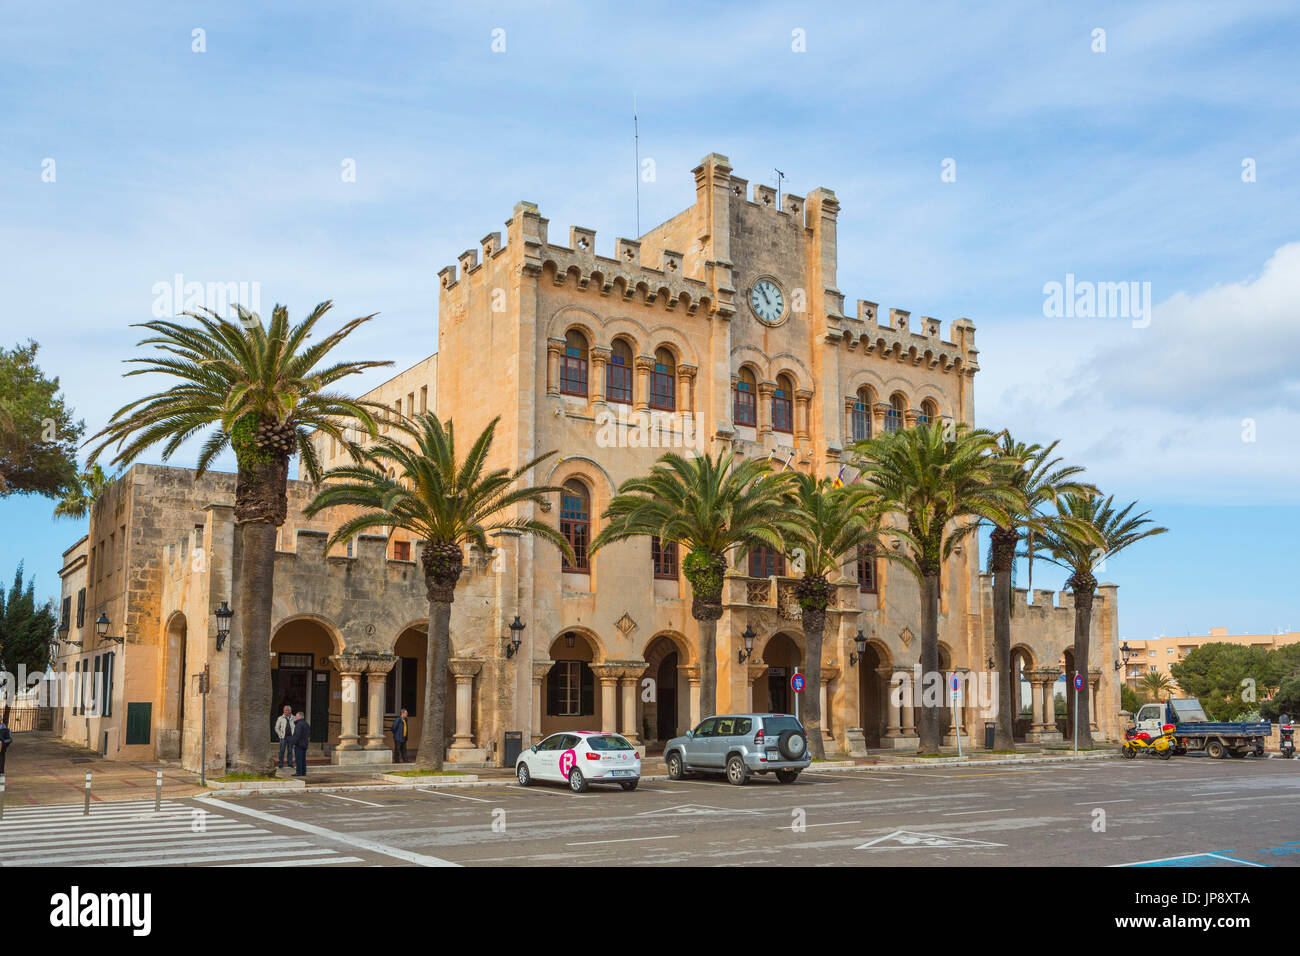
[634,94,641,236]
[775,168,785,210]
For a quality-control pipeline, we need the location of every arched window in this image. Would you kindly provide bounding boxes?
[650,347,676,411]
[918,399,938,426]
[560,330,589,397]
[857,544,877,593]
[652,536,678,579]
[886,394,906,433]
[749,546,786,578]
[606,339,633,404]
[852,386,873,441]
[560,480,590,572]
[773,374,794,433]
[734,367,757,426]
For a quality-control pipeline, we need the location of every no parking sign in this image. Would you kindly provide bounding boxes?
[1074,673,1084,691]
[791,673,806,693]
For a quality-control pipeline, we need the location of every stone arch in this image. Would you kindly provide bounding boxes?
[644,322,700,368]
[271,613,345,654]
[540,628,607,737]
[752,630,805,715]
[641,629,694,666]
[643,632,689,745]
[270,615,343,749]
[845,367,885,395]
[600,315,651,352]
[729,344,770,380]
[546,304,601,344]
[857,636,895,748]
[548,625,608,665]
[158,611,188,760]
[1010,644,1036,738]
[769,352,814,391]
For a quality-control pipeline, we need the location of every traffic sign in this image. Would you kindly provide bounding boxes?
[791,673,806,693]
[1074,673,1084,690]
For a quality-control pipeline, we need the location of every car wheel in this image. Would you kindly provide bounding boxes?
[568,767,589,793]
[775,769,800,784]
[1206,740,1225,759]
[620,780,638,792]
[726,755,749,786]
[516,762,531,786]
[667,751,685,780]
[777,730,807,761]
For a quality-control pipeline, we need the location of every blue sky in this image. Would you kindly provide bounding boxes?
[2,1,1297,640]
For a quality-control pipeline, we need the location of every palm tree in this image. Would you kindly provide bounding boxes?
[52,464,116,520]
[590,450,793,718]
[986,435,1093,751]
[87,302,390,773]
[850,423,1021,752]
[777,473,888,759]
[1139,671,1173,702]
[303,413,571,770]
[1033,494,1167,747]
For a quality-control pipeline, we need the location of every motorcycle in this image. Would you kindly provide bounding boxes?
[1122,722,1176,760]
[1280,714,1295,759]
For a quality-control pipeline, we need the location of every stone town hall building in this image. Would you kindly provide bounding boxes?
[53,154,1125,772]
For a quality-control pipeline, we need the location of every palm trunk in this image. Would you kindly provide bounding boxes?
[686,553,726,720]
[1072,585,1095,748]
[990,526,1018,751]
[416,599,451,770]
[802,606,826,760]
[917,571,942,752]
[697,616,718,719]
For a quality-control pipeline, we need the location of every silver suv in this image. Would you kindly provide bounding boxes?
[663,713,810,785]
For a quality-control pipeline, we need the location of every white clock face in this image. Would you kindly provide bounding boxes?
[750,279,785,324]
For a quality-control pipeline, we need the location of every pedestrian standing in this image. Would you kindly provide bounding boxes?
[291,710,310,777]
[0,715,12,774]
[392,708,410,763]
[275,705,295,769]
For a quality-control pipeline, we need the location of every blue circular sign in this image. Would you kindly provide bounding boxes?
[950,674,960,691]
[791,673,806,693]
[1074,673,1084,690]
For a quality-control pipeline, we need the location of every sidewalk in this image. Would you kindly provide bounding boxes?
[0,733,205,808]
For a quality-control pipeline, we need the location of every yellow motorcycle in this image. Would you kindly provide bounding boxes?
[1122,722,1176,760]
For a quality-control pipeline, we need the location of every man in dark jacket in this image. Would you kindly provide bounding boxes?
[392,709,410,763]
[0,716,12,774]
[290,711,310,777]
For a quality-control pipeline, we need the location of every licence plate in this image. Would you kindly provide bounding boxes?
[612,770,633,777]
[766,751,780,761]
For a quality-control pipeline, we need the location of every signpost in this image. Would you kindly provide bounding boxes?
[791,670,804,721]
[1073,671,1084,755]
[950,674,963,757]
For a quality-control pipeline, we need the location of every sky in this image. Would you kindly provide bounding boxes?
[1,1,1297,641]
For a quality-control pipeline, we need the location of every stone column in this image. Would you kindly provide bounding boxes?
[633,356,654,412]
[795,388,813,441]
[1026,668,1064,743]
[330,655,363,752]
[678,364,697,414]
[1088,668,1102,733]
[681,665,701,727]
[904,408,921,429]
[448,658,482,751]
[590,346,610,410]
[820,665,841,738]
[618,665,644,744]
[877,665,902,737]
[872,401,890,435]
[363,656,398,750]
[757,382,776,439]
[545,338,564,396]
[531,660,551,743]
[591,664,621,733]
[746,663,766,711]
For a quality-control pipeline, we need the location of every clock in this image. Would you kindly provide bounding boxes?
[749,277,786,326]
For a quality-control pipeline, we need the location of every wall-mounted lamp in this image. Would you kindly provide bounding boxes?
[214,601,233,652]
[1117,640,1131,672]
[849,629,868,666]
[737,624,757,664]
[505,615,526,658]
[95,613,124,645]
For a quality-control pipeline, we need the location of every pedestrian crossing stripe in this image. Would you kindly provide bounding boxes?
[0,799,363,867]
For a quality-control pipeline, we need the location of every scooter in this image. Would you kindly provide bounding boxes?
[1279,714,1295,759]
[1122,721,1176,760]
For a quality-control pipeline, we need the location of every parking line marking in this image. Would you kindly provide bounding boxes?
[941,808,1016,816]
[565,835,679,847]
[417,788,491,803]
[321,793,385,807]
[776,820,862,830]
[509,785,572,796]
[1073,799,1134,805]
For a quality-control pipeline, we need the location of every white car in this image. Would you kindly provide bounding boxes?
[515,731,641,792]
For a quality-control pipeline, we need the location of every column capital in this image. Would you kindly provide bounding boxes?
[678,363,698,382]
[532,660,554,682]
[546,337,565,356]
[590,663,624,683]
[329,654,365,676]
[449,657,482,679]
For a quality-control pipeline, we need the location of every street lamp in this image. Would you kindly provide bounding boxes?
[505,615,526,658]
[849,629,868,666]
[737,624,757,663]
[95,612,124,645]
[214,601,233,652]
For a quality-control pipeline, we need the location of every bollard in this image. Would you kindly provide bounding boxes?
[155,770,163,812]
[84,771,91,816]
[0,773,6,822]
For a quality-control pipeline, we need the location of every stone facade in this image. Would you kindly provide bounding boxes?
[52,153,1126,772]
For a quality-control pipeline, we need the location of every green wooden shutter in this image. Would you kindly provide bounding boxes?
[125,702,152,745]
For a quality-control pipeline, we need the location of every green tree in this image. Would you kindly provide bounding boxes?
[0,341,83,498]
[987,434,1092,751]
[0,563,57,679]
[1138,670,1173,702]
[52,464,116,520]
[1034,495,1167,745]
[851,423,1020,752]
[1169,643,1276,720]
[304,414,570,770]
[591,450,793,718]
[1120,683,1142,715]
[87,303,389,773]
[777,473,888,759]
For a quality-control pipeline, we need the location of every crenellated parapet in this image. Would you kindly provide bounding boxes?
[840,300,979,375]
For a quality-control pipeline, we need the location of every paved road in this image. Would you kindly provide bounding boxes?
[6,757,1299,866]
